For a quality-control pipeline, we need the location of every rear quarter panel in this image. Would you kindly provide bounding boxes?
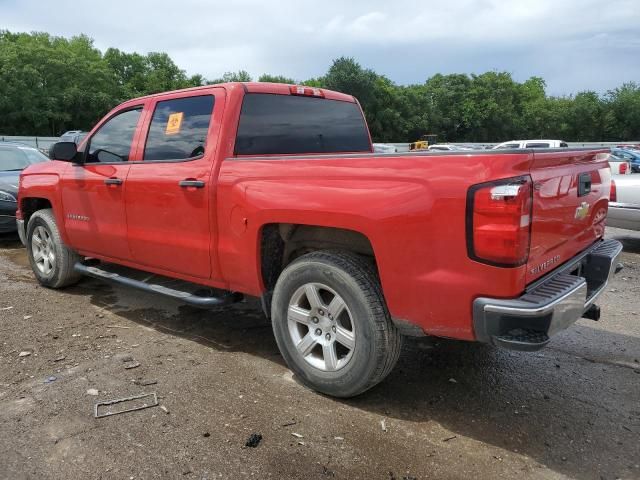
[217,151,535,340]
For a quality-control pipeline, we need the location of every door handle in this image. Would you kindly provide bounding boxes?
[104,177,123,186]
[179,180,205,188]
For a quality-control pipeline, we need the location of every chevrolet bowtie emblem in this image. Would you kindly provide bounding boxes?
[575,201,590,220]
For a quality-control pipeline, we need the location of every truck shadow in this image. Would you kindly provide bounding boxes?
[68,279,283,363]
[64,276,640,480]
[618,236,640,254]
[0,232,22,249]
[607,228,640,254]
[348,333,639,479]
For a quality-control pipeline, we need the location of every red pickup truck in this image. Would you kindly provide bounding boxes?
[17,82,622,397]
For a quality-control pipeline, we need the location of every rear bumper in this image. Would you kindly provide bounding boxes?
[473,239,623,351]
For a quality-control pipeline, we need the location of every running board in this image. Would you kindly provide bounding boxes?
[73,262,243,308]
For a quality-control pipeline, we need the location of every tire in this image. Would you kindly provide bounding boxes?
[271,251,402,398]
[26,209,83,288]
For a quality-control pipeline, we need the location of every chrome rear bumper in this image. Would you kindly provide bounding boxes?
[473,239,623,351]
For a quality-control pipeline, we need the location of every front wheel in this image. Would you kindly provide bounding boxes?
[271,251,402,398]
[26,209,82,288]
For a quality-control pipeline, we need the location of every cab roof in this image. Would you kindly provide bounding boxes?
[119,82,356,107]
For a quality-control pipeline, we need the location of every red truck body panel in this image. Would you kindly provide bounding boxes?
[526,150,610,283]
[17,82,611,342]
[216,152,537,339]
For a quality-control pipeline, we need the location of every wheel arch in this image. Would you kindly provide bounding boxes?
[20,197,53,224]
[258,223,378,316]
[20,194,71,246]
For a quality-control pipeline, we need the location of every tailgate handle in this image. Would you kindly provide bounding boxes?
[578,173,591,197]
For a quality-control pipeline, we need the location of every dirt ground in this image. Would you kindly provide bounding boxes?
[1,228,639,480]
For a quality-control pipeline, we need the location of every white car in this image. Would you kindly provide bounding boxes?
[427,144,474,151]
[492,140,569,149]
[372,143,397,154]
[608,174,640,231]
[607,153,631,175]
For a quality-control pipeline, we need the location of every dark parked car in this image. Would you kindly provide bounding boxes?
[0,143,49,233]
[611,148,640,173]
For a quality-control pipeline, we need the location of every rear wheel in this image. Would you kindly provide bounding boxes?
[26,209,82,288]
[271,251,402,398]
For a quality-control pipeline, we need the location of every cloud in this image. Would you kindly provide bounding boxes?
[1,0,639,94]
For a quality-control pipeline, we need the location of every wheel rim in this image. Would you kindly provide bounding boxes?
[287,282,356,372]
[31,226,56,276]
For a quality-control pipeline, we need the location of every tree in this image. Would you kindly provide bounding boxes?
[421,74,472,141]
[2,30,640,142]
[461,72,522,142]
[0,31,118,135]
[604,83,640,141]
[567,91,604,141]
[258,74,295,84]
[207,70,252,84]
[321,57,409,141]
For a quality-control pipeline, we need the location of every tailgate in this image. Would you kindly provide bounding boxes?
[526,149,611,284]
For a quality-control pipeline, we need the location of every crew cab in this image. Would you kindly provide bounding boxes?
[17,83,622,397]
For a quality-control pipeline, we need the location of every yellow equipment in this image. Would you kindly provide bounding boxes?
[410,134,437,151]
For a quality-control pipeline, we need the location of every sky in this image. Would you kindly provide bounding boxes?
[1,0,639,95]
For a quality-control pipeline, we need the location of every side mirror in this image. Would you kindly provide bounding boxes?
[50,142,80,162]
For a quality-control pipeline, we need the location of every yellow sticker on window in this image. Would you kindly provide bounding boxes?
[165,112,184,135]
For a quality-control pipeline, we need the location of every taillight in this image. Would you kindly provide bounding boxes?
[610,178,617,202]
[619,162,628,175]
[467,176,533,267]
[289,85,324,98]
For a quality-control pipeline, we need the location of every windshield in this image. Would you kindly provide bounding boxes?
[615,149,640,160]
[0,146,48,171]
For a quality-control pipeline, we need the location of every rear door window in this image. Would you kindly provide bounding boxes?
[496,143,520,149]
[235,94,371,155]
[144,95,215,161]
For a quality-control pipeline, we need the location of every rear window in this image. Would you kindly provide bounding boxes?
[235,94,370,155]
[525,142,550,148]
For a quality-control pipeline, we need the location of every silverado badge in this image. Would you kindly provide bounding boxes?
[575,202,590,220]
[530,255,561,275]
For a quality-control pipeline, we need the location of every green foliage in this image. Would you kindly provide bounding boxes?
[1,31,639,141]
[316,58,640,143]
[258,73,296,84]
[207,70,252,84]
[0,31,116,135]
[604,83,640,140]
[0,31,198,135]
